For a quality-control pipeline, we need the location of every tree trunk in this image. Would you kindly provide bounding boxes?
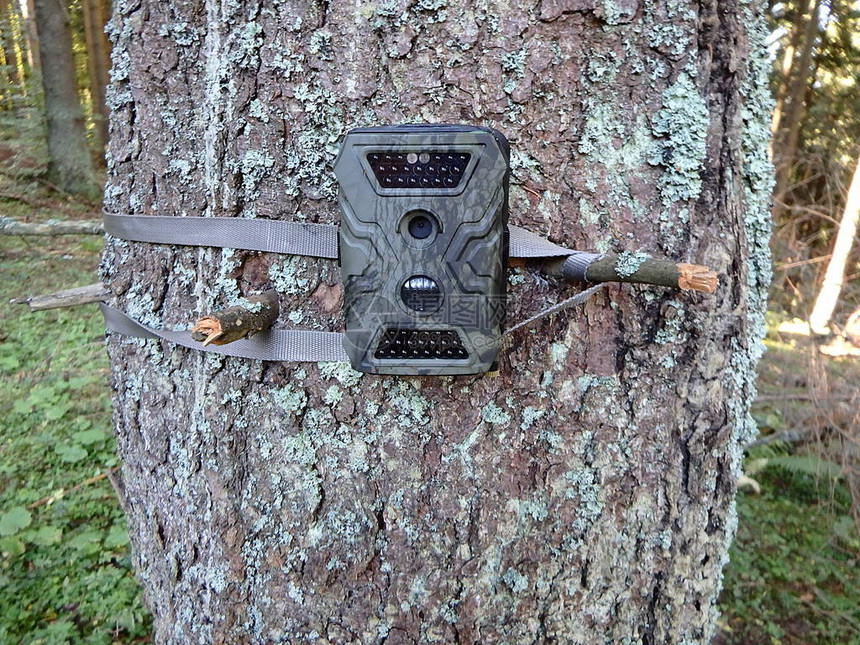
[0,0,23,105]
[808,151,860,334]
[772,0,822,217]
[101,0,773,643]
[769,0,814,143]
[32,0,99,198]
[21,0,38,72]
[82,0,111,154]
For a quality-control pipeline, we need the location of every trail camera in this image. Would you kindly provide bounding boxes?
[334,124,510,375]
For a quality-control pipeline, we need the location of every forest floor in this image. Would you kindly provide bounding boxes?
[0,118,857,643]
[717,328,860,644]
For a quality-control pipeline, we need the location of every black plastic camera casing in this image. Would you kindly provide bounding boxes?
[334,124,510,375]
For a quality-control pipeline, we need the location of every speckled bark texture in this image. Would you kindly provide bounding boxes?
[100,0,772,643]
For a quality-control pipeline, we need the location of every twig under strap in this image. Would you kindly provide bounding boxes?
[546,254,719,294]
[101,304,349,363]
[191,291,279,346]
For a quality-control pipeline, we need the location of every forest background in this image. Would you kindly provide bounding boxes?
[0,0,857,643]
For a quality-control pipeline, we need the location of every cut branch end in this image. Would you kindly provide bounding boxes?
[191,290,279,347]
[191,317,227,346]
[677,264,719,294]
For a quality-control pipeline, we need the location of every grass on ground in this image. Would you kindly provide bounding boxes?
[0,153,151,643]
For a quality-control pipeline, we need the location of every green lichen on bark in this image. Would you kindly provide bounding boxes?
[722,0,774,468]
[701,1,774,640]
[614,250,650,277]
[575,104,654,230]
[648,71,710,207]
[481,400,512,426]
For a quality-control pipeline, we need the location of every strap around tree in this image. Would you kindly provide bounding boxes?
[101,212,605,363]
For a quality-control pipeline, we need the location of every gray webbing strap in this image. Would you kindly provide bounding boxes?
[103,212,575,260]
[503,283,607,337]
[509,225,573,258]
[561,252,604,282]
[101,213,605,363]
[103,213,339,259]
[102,284,604,363]
[101,304,349,362]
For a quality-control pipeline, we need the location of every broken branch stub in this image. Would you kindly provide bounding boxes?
[676,263,719,294]
[543,255,718,294]
[191,290,280,346]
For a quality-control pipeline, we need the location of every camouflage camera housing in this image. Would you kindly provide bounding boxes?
[334,124,510,375]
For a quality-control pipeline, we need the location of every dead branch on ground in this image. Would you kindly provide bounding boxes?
[1,216,104,236]
[11,283,109,311]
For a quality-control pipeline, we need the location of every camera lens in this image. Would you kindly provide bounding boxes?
[400,210,439,248]
[408,214,433,239]
[401,275,442,313]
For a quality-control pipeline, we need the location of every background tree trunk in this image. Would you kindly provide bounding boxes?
[809,151,860,334]
[32,0,99,198]
[771,0,822,217]
[82,0,111,154]
[101,0,773,642]
[0,0,24,106]
[769,0,814,139]
[21,0,38,72]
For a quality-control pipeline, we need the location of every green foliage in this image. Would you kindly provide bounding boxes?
[720,469,860,645]
[765,454,845,480]
[0,233,150,643]
[746,441,845,482]
[0,506,32,536]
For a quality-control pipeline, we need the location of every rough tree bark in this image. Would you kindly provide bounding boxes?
[32,0,99,198]
[101,0,773,643]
